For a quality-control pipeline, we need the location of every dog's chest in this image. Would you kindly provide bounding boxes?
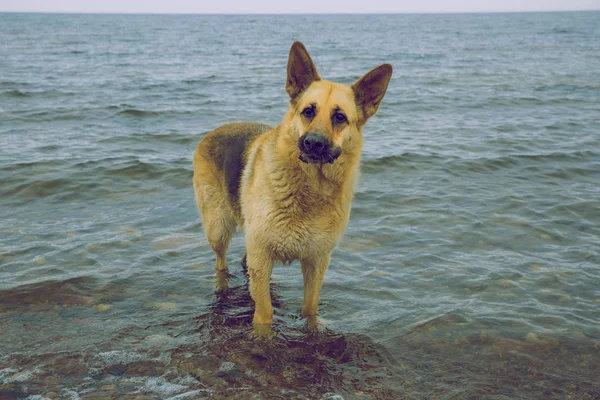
[262,205,342,262]
[255,186,349,262]
[242,146,353,262]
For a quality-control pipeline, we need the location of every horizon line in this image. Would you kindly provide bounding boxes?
[1,9,599,16]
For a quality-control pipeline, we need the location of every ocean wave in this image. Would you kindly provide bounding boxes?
[361,153,446,172]
[3,89,29,97]
[1,177,100,203]
[183,76,218,83]
[361,151,599,174]
[1,156,192,203]
[66,157,192,186]
[548,27,578,34]
[0,159,65,172]
[103,159,191,181]
[98,132,197,145]
[484,95,594,107]
[2,89,77,99]
[447,152,600,176]
[534,83,600,92]
[0,81,32,88]
[12,111,84,122]
[117,108,161,118]
[116,108,198,118]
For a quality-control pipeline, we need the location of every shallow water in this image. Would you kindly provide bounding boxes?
[1,11,600,399]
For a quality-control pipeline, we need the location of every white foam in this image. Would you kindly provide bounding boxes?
[144,334,176,345]
[144,377,187,395]
[173,375,201,386]
[93,350,171,368]
[95,350,145,366]
[0,367,18,381]
[60,389,81,400]
[321,393,345,400]
[123,376,186,396]
[87,350,171,379]
[0,366,41,383]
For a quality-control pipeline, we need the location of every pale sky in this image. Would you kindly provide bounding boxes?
[1,0,599,14]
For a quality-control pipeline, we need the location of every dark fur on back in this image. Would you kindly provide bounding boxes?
[204,123,272,219]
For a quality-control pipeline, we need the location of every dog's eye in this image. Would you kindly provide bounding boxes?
[301,107,315,119]
[333,113,347,124]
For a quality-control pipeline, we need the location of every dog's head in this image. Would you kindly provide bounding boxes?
[284,41,392,165]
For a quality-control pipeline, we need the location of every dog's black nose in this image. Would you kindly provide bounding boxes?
[303,133,327,154]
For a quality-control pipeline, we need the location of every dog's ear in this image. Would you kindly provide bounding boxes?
[352,64,392,123]
[286,41,320,101]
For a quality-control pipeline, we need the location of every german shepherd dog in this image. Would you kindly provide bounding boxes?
[193,41,392,327]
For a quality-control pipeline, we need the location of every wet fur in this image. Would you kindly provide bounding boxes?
[193,42,392,326]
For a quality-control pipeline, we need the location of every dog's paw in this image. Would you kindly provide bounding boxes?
[251,322,275,341]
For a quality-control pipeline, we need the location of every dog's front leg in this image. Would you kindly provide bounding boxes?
[247,244,275,326]
[301,253,331,317]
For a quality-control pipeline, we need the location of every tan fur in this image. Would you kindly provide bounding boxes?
[193,42,392,327]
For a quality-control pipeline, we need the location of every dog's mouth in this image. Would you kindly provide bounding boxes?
[299,150,341,165]
[298,134,342,165]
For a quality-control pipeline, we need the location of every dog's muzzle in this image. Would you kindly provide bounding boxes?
[298,133,341,165]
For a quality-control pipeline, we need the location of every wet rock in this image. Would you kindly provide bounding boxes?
[94,303,111,312]
[125,361,166,377]
[152,302,177,311]
[218,361,235,372]
[369,269,389,277]
[559,295,572,303]
[177,361,194,372]
[339,236,381,252]
[499,279,514,288]
[216,361,243,381]
[104,364,128,376]
[0,277,95,311]
[144,335,175,346]
[152,235,197,250]
[0,384,26,400]
[43,375,62,386]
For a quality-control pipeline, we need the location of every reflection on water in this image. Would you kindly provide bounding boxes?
[1,269,599,399]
